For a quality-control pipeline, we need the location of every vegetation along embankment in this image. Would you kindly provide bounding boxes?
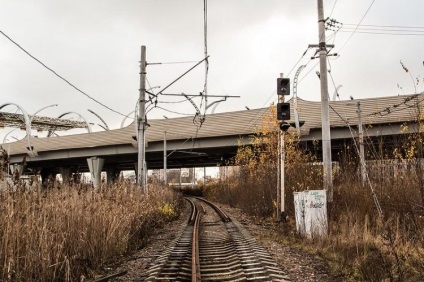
[203,106,424,281]
[0,159,183,282]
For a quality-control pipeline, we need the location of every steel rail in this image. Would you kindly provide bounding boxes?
[194,196,230,222]
[143,197,289,281]
[185,197,202,281]
[191,206,201,282]
[186,197,197,224]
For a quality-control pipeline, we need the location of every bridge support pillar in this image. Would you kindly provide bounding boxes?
[40,168,55,189]
[87,157,105,188]
[106,167,120,185]
[9,164,24,176]
[59,167,72,186]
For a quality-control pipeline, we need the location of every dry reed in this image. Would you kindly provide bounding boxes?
[0,181,182,281]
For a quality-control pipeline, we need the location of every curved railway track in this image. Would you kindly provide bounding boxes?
[142,197,291,281]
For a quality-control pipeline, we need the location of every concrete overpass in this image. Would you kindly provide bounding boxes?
[2,93,423,182]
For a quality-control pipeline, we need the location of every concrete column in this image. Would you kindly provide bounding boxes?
[40,168,54,189]
[87,157,105,188]
[133,162,138,184]
[60,167,71,186]
[10,164,24,176]
[106,167,120,185]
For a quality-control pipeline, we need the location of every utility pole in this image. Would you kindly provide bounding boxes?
[163,131,167,185]
[316,0,333,202]
[357,102,366,185]
[138,45,147,193]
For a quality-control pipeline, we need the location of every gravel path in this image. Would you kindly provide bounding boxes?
[105,201,341,282]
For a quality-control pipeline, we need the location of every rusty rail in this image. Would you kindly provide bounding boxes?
[191,206,201,282]
[194,196,230,222]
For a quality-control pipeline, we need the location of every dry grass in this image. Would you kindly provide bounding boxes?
[0,181,182,281]
[205,164,424,280]
[202,108,424,280]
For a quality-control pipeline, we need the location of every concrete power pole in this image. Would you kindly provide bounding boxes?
[163,131,167,185]
[357,102,366,185]
[317,0,333,202]
[138,45,147,193]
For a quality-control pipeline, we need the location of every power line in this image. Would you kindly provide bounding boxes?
[366,94,422,117]
[149,60,201,65]
[340,27,424,33]
[327,58,339,100]
[152,106,193,116]
[298,60,319,84]
[329,103,383,218]
[286,48,311,77]
[0,30,127,117]
[336,30,424,36]
[337,0,377,54]
[329,0,338,18]
[343,23,424,29]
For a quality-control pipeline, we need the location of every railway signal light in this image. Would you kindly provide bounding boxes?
[279,122,290,132]
[277,102,290,120]
[289,120,305,128]
[277,78,290,96]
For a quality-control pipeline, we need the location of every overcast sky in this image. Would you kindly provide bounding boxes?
[1,0,423,142]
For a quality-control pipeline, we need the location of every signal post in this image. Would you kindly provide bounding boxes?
[276,76,291,222]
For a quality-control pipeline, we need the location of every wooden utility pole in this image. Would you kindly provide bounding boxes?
[317,0,333,201]
[138,45,147,193]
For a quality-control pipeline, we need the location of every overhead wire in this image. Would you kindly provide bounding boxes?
[323,51,384,216]
[298,59,318,84]
[326,21,424,36]
[336,0,377,54]
[166,136,193,158]
[366,94,423,117]
[329,0,338,18]
[150,106,193,116]
[329,102,384,218]
[143,0,211,148]
[157,99,193,104]
[343,23,424,29]
[198,0,209,128]
[335,30,424,36]
[340,27,424,33]
[152,60,202,65]
[230,3,337,148]
[326,55,376,160]
[0,30,127,117]
[362,94,424,159]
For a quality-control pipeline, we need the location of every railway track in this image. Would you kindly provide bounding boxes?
[142,197,291,281]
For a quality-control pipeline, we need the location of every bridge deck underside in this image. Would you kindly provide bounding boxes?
[19,146,238,174]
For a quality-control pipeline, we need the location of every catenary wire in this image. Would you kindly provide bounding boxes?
[336,30,424,36]
[329,103,384,218]
[329,0,338,18]
[340,27,424,33]
[343,23,424,29]
[0,30,127,117]
[337,0,377,54]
